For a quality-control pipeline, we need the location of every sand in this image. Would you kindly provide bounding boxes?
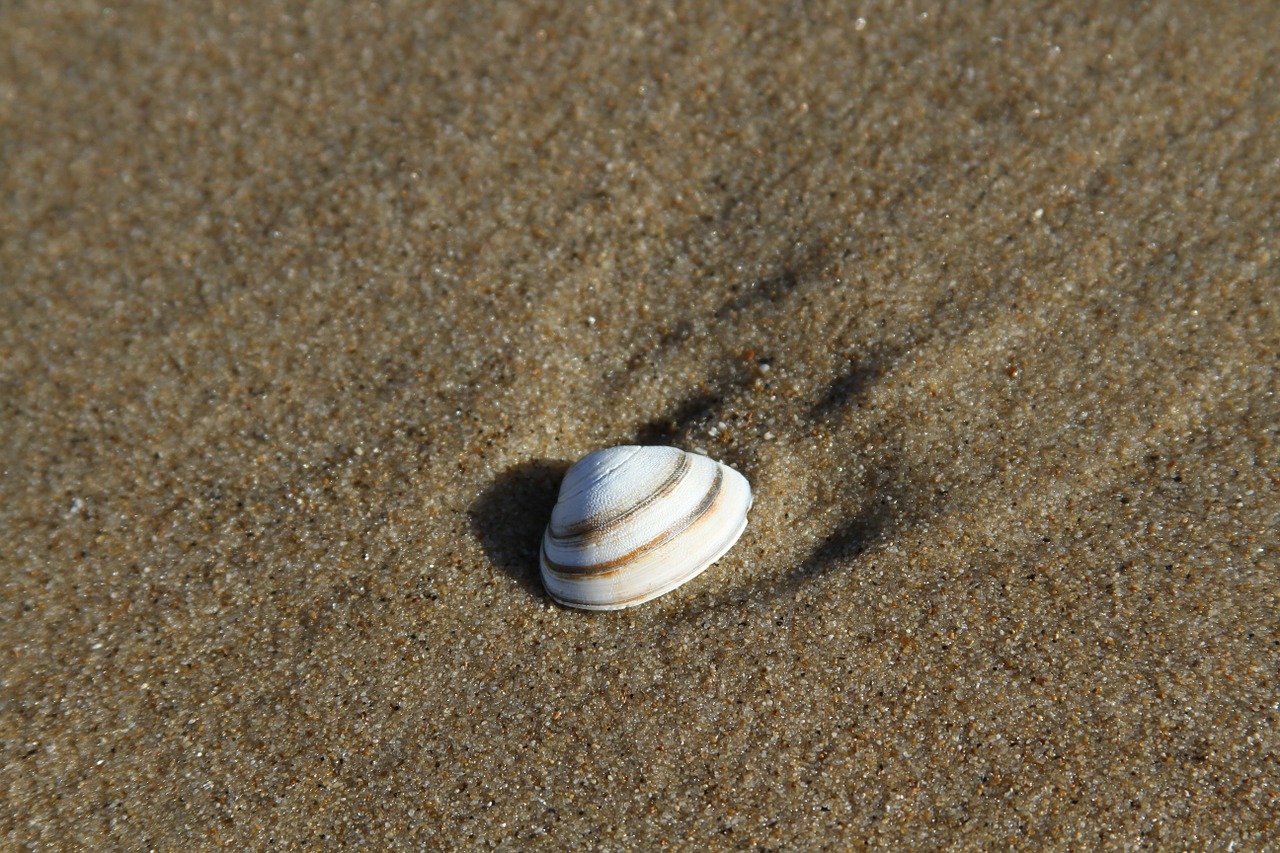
[2,0,1277,848]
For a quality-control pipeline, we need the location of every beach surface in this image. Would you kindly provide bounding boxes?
[2,1,1277,848]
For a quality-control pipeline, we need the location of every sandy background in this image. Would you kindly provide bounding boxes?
[2,0,1278,849]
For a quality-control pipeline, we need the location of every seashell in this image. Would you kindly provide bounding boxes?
[540,445,752,610]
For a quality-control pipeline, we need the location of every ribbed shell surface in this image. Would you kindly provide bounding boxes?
[540,446,752,610]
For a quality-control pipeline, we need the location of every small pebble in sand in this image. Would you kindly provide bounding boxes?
[540,446,752,610]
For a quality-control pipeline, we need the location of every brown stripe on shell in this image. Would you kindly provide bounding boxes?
[543,466,724,577]
[550,451,691,543]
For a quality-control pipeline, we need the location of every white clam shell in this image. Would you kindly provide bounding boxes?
[540,445,753,610]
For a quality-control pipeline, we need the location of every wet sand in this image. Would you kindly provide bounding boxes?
[2,1,1277,848]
